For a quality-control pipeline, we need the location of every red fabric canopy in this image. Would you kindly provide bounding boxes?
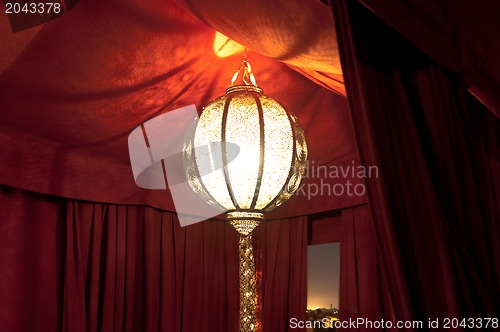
[2,0,499,216]
[0,0,365,218]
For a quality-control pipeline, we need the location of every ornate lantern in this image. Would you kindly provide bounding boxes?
[183,53,307,332]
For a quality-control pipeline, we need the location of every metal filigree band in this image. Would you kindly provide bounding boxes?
[239,235,257,332]
[230,219,261,236]
[226,85,263,95]
[228,211,263,236]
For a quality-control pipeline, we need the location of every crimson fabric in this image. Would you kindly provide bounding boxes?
[62,201,240,332]
[0,0,365,219]
[359,0,500,116]
[173,0,345,94]
[0,185,308,332]
[254,217,308,332]
[333,0,500,327]
[0,186,65,332]
[338,205,383,330]
[308,209,342,244]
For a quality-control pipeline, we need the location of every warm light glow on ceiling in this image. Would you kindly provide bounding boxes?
[213,32,245,58]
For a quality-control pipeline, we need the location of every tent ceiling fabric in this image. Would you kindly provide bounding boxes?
[173,0,345,94]
[0,0,364,218]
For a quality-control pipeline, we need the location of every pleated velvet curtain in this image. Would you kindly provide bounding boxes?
[0,186,308,332]
[331,0,500,328]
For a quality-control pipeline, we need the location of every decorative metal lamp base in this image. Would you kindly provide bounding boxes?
[229,213,263,332]
[238,234,257,332]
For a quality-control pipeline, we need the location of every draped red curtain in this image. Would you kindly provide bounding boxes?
[0,186,65,332]
[61,200,240,332]
[338,206,383,329]
[358,0,500,116]
[254,217,308,332]
[0,185,308,332]
[332,0,500,328]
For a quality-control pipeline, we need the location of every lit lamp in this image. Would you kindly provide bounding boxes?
[183,52,307,332]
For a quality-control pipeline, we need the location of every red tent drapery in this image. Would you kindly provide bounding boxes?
[332,0,500,327]
[359,0,500,117]
[0,186,310,332]
[0,186,381,332]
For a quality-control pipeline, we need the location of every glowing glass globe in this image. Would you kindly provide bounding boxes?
[183,84,307,235]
